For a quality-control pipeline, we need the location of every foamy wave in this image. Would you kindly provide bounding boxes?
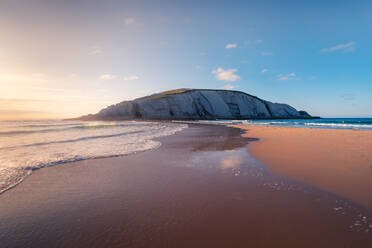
[0,121,187,194]
[302,122,370,129]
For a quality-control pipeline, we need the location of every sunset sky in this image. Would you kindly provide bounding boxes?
[1,0,372,119]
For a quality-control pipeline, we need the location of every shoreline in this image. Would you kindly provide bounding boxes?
[232,125,372,209]
[0,121,187,196]
[1,124,372,247]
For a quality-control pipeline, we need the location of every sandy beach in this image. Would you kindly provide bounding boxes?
[3,0,372,246]
[233,125,372,209]
[0,124,371,247]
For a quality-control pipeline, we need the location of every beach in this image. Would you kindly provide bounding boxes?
[3,0,372,246]
[233,125,372,209]
[0,124,371,247]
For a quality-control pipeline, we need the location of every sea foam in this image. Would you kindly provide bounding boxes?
[0,120,187,194]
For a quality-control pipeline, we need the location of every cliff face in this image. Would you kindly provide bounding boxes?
[79,89,313,120]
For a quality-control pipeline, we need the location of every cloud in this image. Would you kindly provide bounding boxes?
[0,98,49,103]
[261,68,268,73]
[262,52,273,56]
[277,72,297,81]
[225,43,238,49]
[0,109,47,114]
[100,74,117,80]
[0,73,48,84]
[124,75,139,81]
[255,40,263,44]
[212,68,240,82]
[320,41,355,53]
[124,18,135,25]
[221,84,237,90]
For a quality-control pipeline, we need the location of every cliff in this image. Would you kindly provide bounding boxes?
[77,89,314,120]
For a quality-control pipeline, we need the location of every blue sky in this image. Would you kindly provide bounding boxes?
[1,0,371,119]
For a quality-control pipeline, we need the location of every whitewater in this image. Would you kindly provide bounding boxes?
[0,120,187,194]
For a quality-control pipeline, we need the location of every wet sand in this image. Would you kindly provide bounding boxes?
[0,125,372,247]
[233,125,372,209]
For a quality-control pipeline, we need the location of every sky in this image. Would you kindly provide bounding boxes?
[1,0,372,119]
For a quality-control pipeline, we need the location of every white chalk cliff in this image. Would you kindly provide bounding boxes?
[78,89,313,120]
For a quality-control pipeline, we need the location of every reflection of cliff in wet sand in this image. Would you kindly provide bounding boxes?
[74,89,316,120]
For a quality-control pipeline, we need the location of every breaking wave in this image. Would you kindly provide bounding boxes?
[0,120,187,194]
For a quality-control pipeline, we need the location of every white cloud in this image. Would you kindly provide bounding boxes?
[320,41,355,53]
[124,75,139,81]
[100,74,117,80]
[262,52,273,56]
[212,68,240,82]
[277,72,297,81]
[278,75,288,81]
[124,18,135,25]
[225,43,238,49]
[221,84,237,90]
[261,68,268,73]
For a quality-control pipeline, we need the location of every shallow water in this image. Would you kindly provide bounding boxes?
[0,120,187,194]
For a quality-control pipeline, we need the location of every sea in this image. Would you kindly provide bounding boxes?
[0,118,371,194]
[195,118,372,130]
[0,120,187,194]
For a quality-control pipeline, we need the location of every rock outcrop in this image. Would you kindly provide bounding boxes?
[77,89,314,120]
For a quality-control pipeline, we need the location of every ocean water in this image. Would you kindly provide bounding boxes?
[192,118,372,130]
[0,120,187,194]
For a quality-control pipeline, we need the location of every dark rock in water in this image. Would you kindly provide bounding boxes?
[75,89,317,120]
